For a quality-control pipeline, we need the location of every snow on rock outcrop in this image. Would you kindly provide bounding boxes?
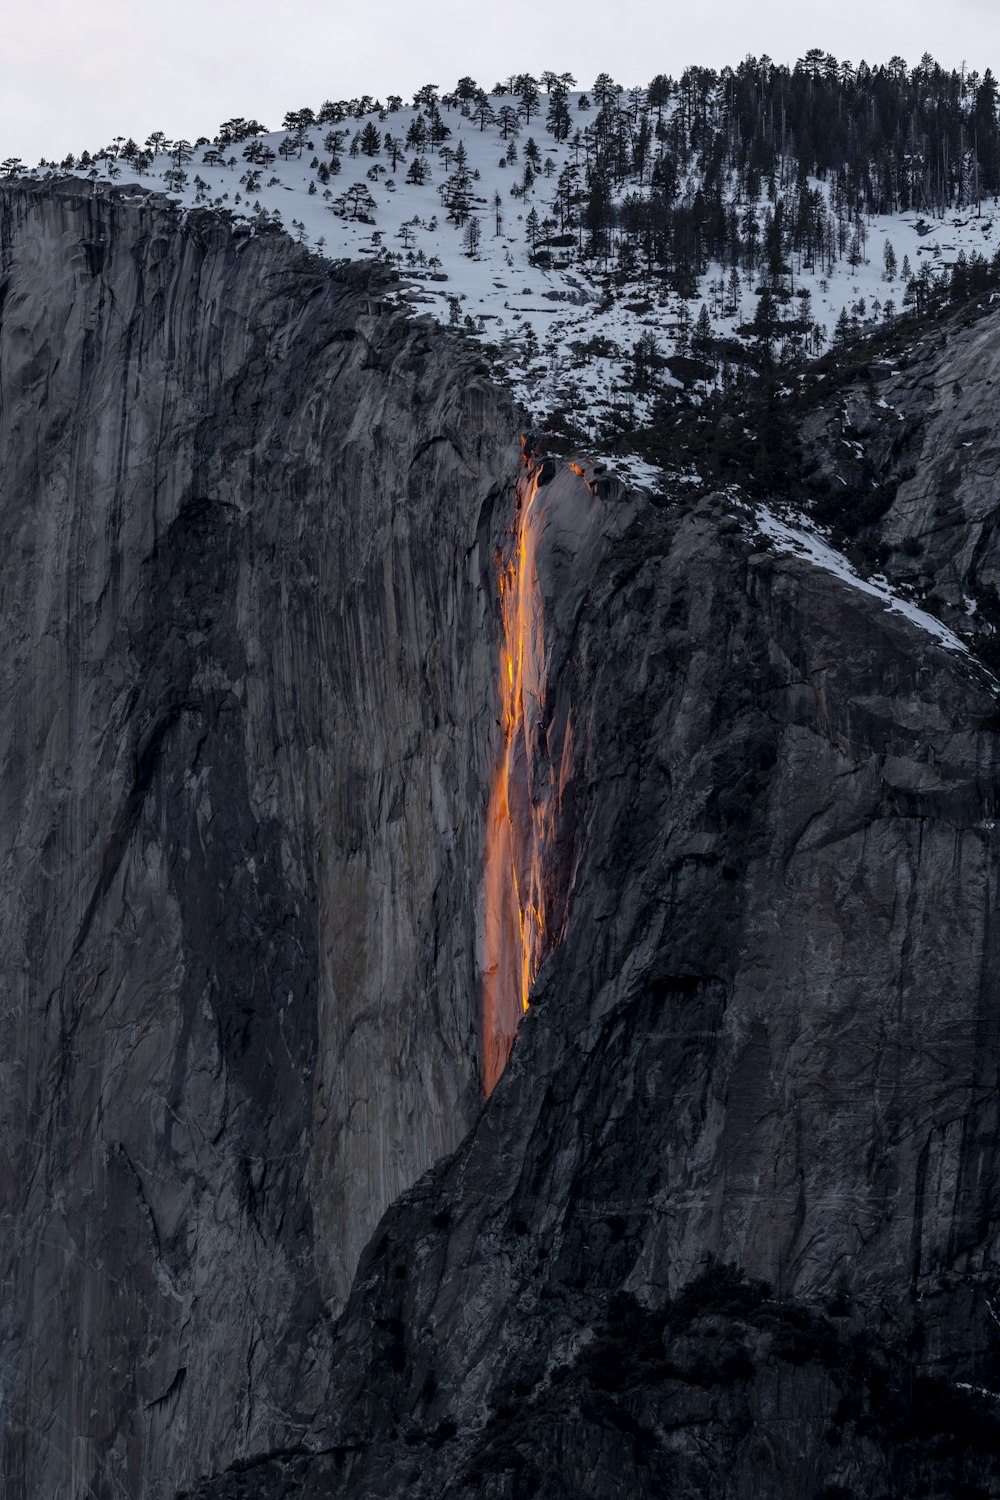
[754,506,973,655]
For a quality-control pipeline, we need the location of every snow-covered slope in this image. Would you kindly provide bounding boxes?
[19,88,1000,458]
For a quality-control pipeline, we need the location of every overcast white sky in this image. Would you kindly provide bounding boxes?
[4,0,1000,164]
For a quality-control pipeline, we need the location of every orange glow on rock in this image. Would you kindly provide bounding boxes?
[482,455,570,1097]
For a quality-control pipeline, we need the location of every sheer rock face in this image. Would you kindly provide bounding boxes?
[6,179,1000,1500]
[271,477,1000,1499]
[0,182,518,1498]
[798,310,1000,614]
[875,317,1000,596]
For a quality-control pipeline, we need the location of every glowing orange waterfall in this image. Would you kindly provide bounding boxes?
[482,462,562,1096]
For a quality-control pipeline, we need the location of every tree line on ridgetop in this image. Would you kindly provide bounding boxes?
[10,50,999,223]
[5,52,1000,370]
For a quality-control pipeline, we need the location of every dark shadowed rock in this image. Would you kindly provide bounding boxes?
[797,307,1000,628]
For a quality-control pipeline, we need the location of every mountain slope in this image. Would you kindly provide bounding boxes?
[5,69,1000,1499]
[15,57,1000,467]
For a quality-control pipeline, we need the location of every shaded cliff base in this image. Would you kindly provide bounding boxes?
[184,1263,1000,1499]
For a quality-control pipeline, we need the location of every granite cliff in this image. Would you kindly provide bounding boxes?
[4,181,1000,1498]
[0,180,518,1496]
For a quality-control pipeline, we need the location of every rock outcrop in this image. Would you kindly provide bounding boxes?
[0,181,518,1497]
[798,307,1000,625]
[246,469,1000,1499]
[5,181,1000,1500]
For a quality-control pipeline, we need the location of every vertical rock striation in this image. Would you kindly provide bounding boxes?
[797,309,1000,622]
[264,468,1000,1499]
[0,181,519,1497]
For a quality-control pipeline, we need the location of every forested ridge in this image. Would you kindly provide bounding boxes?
[9,51,1000,451]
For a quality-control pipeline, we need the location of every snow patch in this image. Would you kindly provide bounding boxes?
[755,508,970,655]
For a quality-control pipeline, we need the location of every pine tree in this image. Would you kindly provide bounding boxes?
[337,181,377,221]
[472,96,496,131]
[514,74,541,123]
[584,169,612,258]
[647,74,671,119]
[631,329,660,389]
[360,122,381,156]
[692,302,713,356]
[428,111,452,147]
[750,287,779,363]
[674,300,692,353]
[497,106,520,140]
[441,141,473,223]
[883,239,897,281]
[592,73,620,112]
[546,81,572,142]
[405,116,428,151]
[282,108,316,156]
